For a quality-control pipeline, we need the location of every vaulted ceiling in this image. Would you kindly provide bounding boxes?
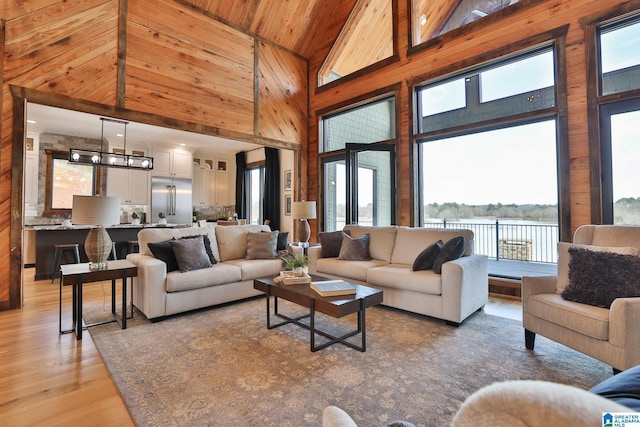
[182,0,359,58]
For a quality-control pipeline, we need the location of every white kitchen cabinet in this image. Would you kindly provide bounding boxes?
[193,155,231,206]
[152,147,192,179]
[24,153,39,204]
[106,145,150,205]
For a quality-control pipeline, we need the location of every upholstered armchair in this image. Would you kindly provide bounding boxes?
[522,225,640,373]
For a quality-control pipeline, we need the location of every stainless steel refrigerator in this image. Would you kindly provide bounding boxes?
[151,176,192,224]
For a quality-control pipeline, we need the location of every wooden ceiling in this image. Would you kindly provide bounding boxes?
[183,0,359,58]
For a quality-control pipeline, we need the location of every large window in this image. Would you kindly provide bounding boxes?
[417,45,561,262]
[597,14,640,224]
[320,96,397,231]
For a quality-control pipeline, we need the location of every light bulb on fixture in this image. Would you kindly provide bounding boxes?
[109,156,117,165]
[91,154,100,163]
[72,152,80,161]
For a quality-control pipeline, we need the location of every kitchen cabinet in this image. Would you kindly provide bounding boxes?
[152,147,192,179]
[24,154,39,204]
[193,155,231,206]
[106,145,150,205]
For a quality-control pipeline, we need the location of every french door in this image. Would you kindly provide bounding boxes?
[322,143,396,231]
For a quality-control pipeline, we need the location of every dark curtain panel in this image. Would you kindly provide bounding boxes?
[263,147,280,230]
[235,151,247,219]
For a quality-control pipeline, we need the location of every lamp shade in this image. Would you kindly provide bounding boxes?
[72,195,121,226]
[292,201,317,220]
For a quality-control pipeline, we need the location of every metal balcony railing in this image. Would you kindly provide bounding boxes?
[424,219,559,263]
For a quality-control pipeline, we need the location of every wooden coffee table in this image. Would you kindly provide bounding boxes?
[253,276,383,352]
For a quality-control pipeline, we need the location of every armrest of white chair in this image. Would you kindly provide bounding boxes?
[609,297,640,354]
[451,380,630,427]
[322,406,357,427]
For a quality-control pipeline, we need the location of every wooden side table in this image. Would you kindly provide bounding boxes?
[59,260,138,340]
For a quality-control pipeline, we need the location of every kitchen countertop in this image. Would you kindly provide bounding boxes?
[30,223,191,231]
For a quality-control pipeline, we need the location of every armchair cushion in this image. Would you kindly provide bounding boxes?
[562,248,640,308]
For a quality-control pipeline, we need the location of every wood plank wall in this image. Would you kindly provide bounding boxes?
[305,0,639,239]
[0,0,308,310]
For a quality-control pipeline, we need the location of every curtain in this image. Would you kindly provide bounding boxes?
[235,151,246,219]
[263,147,280,230]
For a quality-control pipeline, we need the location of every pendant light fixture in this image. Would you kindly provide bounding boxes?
[69,117,153,170]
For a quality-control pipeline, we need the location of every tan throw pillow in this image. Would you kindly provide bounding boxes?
[246,231,278,259]
[556,242,639,293]
[337,233,371,261]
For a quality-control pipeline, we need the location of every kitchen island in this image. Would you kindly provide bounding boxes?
[31,224,188,281]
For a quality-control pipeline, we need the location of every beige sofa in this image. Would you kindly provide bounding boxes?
[127,224,289,320]
[308,225,488,325]
[522,224,640,372]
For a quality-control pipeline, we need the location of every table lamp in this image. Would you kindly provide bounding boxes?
[292,201,317,245]
[72,195,121,269]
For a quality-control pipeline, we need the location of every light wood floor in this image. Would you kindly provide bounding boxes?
[1,268,521,426]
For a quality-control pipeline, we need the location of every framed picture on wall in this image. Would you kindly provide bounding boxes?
[284,170,292,192]
[285,195,292,215]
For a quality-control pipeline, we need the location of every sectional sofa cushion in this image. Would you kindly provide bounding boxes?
[315,258,388,282]
[413,240,443,271]
[170,236,213,272]
[344,225,397,263]
[433,236,466,274]
[215,224,270,261]
[367,265,442,295]
[561,247,640,308]
[246,231,278,259]
[338,233,371,261]
[555,242,639,293]
[165,263,242,292]
[391,227,474,265]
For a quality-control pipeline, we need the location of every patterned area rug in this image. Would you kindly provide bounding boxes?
[88,297,611,426]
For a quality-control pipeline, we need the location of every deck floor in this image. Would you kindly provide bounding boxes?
[488,259,556,280]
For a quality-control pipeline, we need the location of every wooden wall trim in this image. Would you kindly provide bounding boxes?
[116,0,128,108]
[554,34,572,242]
[315,82,402,117]
[579,0,640,27]
[10,96,26,309]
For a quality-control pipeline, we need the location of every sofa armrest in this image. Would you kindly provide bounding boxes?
[308,246,322,275]
[322,406,357,427]
[126,253,168,320]
[441,254,488,323]
[521,275,557,316]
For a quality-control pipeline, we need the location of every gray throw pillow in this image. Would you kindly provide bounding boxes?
[562,247,640,308]
[432,236,466,274]
[337,232,371,261]
[169,236,213,272]
[246,231,278,259]
[181,234,217,264]
[318,229,351,258]
[413,240,443,271]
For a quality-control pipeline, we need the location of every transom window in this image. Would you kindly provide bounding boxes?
[599,16,640,96]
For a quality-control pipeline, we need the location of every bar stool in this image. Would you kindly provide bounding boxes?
[109,242,118,260]
[123,240,139,257]
[51,243,81,283]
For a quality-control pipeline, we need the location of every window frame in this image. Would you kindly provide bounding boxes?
[44,149,100,216]
[412,37,570,241]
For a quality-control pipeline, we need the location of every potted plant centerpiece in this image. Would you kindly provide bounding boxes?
[284,253,309,276]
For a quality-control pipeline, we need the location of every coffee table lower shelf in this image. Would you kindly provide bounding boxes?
[254,277,383,352]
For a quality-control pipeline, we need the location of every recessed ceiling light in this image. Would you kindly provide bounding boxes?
[116,133,124,137]
[180,143,186,146]
[27,119,36,124]
[420,15,427,26]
